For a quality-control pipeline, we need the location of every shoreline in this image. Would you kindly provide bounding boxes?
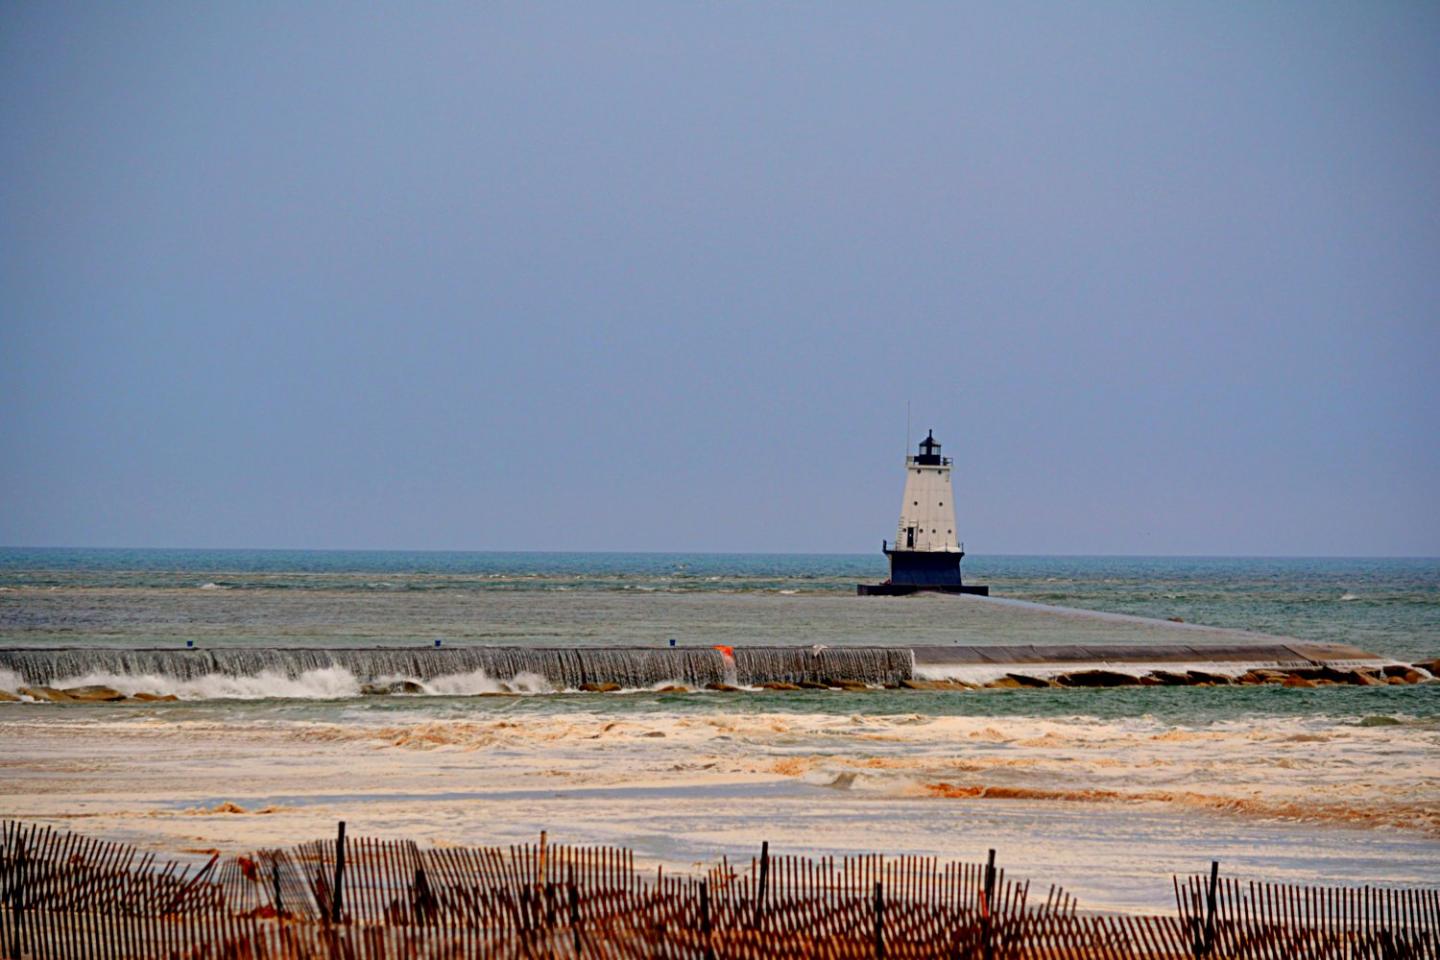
[1,704,1436,914]
[2,564,1434,917]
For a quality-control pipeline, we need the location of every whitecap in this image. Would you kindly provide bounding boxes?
[39,667,363,700]
[422,670,553,696]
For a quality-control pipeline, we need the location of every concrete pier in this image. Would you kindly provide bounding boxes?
[0,639,1401,694]
[911,641,1388,670]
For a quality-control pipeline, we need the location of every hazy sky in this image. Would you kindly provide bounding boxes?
[3,3,1437,555]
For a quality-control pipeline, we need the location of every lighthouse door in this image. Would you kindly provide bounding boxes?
[906,526,915,548]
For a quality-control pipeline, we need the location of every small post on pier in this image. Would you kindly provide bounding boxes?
[8,836,23,960]
[873,880,886,959]
[752,841,770,928]
[331,821,346,924]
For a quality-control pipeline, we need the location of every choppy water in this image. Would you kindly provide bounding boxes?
[3,548,1436,653]
[2,550,1437,902]
[1,551,1436,715]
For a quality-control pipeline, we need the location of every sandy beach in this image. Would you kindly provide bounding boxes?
[3,700,1437,912]
[3,554,1436,917]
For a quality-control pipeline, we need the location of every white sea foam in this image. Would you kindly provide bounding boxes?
[420,669,554,696]
[33,667,364,700]
[0,665,735,700]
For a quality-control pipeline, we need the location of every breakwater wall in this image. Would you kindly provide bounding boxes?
[0,645,914,691]
[0,641,1417,699]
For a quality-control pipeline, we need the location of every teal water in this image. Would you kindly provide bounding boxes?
[2,550,1437,726]
[3,550,1437,897]
[41,682,1431,727]
[3,548,1437,659]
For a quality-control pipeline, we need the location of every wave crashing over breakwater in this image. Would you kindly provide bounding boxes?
[0,646,914,697]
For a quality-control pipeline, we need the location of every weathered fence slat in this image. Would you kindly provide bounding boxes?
[1,820,1437,959]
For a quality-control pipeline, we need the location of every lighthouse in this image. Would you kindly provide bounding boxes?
[857,430,989,596]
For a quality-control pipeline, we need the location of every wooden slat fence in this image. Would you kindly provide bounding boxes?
[1,821,1435,959]
[1175,867,1439,960]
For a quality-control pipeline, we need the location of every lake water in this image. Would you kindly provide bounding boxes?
[1,549,1436,911]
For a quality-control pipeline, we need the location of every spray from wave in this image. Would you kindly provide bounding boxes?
[0,645,911,699]
[0,666,714,700]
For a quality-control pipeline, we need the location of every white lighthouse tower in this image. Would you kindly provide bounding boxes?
[858,430,988,596]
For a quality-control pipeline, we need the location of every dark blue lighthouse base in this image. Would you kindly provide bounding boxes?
[857,548,989,596]
[856,582,990,596]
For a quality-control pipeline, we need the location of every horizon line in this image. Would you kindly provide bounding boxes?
[2,545,1437,561]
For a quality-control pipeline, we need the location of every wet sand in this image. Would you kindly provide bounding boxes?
[2,706,1436,912]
